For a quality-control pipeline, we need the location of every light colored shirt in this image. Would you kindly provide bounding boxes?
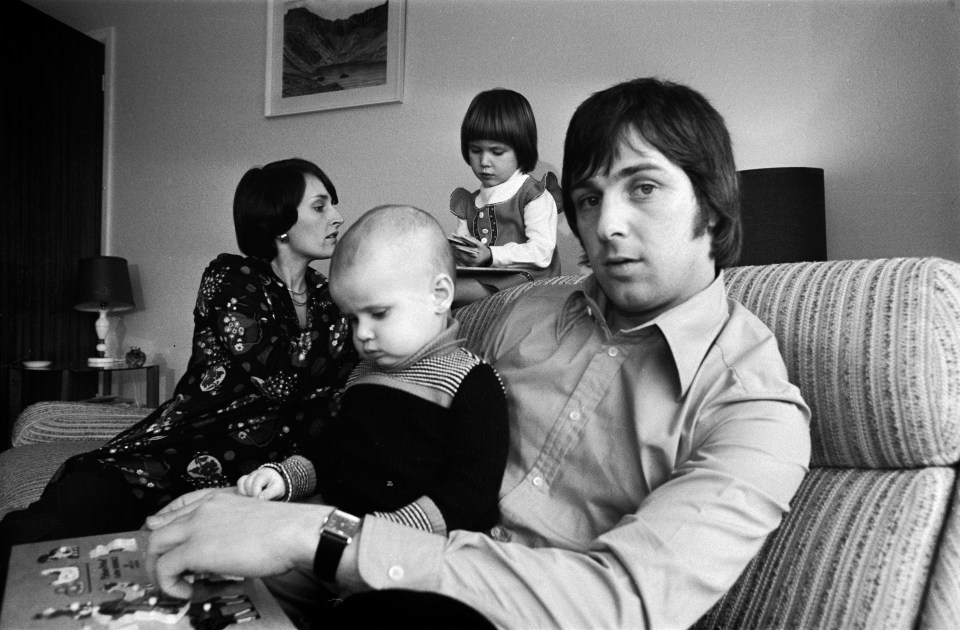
[350,273,811,629]
[455,170,558,269]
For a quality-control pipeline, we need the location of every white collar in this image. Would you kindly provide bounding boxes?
[476,170,527,206]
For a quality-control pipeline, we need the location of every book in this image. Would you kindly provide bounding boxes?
[1,530,294,629]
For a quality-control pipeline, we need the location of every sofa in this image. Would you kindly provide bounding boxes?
[2,257,958,629]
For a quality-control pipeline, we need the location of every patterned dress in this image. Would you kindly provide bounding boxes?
[58,253,358,511]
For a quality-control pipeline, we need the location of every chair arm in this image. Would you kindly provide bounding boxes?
[12,401,152,447]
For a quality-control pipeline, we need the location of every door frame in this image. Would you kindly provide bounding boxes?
[87,26,115,256]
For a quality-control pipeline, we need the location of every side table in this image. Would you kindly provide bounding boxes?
[8,363,159,422]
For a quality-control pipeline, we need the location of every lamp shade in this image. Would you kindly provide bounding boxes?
[74,255,135,312]
[738,167,826,266]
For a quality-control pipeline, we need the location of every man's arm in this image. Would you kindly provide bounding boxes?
[146,490,331,599]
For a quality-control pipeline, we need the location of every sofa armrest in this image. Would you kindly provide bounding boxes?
[12,401,152,447]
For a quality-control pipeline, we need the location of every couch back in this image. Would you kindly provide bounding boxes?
[454,257,960,629]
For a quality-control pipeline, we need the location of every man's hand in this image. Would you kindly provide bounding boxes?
[145,491,329,599]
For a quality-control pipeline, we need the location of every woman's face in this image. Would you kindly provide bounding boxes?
[283,174,343,262]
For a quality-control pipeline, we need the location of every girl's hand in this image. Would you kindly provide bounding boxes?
[449,234,492,267]
[237,469,286,500]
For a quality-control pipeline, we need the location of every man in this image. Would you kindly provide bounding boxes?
[146,78,810,629]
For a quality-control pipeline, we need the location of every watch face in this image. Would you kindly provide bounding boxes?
[325,510,362,541]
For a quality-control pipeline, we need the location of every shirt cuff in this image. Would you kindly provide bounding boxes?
[371,496,446,535]
[355,516,446,590]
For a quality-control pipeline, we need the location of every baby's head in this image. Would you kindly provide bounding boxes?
[330,205,455,367]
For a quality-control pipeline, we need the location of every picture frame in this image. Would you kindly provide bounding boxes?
[265,0,406,117]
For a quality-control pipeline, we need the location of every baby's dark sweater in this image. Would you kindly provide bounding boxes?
[319,347,509,534]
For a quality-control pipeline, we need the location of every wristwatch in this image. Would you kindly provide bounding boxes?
[314,509,363,583]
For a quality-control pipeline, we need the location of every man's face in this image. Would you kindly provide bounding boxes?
[570,130,716,329]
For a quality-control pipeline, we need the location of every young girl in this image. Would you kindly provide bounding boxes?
[449,88,561,305]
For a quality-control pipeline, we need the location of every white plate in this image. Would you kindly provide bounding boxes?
[23,360,52,369]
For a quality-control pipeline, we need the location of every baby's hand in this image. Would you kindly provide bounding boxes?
[236,468,286,501]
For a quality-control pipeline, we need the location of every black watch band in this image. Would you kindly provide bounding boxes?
[314,509,362,583]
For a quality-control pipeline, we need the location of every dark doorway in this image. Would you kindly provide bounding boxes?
[0,1,105,446]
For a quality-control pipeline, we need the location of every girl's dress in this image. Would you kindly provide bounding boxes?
[8,253,357,535]
[450,170,561,291]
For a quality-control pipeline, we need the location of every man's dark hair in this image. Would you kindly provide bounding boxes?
[461,88,539,174]
[233,158,339,260]
[561,77,742,268]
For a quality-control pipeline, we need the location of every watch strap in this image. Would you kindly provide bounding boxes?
[314,509,362,583]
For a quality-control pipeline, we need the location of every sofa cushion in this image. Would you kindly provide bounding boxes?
[695,466,954,630]
[725,258,960,468]
[455,275,586,351]
[12,401,151,446]
[0,439,106,518]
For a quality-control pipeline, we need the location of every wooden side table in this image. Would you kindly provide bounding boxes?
[7,363,160,421]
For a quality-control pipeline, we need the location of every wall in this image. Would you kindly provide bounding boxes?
[24,0,960,399]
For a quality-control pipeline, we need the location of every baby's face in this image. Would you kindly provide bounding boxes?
[331,257,446,368]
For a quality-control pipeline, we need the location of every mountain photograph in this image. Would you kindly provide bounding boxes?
[281,1,389,97]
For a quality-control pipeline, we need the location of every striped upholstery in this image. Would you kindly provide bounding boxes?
[0,402,151,517]
[922,481,960,629]
[725,258,960,468]
[12,401,151,446]
[695,467,954,629]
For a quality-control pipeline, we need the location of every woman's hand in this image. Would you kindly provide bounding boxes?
[145,491,332,599]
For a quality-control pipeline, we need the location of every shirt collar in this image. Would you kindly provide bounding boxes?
[476,170,526,206]
[379,316,464,372]
[560,272,730,398]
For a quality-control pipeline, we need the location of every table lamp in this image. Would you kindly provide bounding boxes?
[75,256,135,367]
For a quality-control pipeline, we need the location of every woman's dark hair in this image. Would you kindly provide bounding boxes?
[561,77,742,269]
[460,88,538,174]
[233,158,338,260]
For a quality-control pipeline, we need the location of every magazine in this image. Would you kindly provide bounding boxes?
[1,530,294,629]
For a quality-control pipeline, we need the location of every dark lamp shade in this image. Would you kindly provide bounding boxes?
[738,167,826,266]
[74,255,135,312]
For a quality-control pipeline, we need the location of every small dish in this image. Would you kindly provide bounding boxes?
[23,360,52,369]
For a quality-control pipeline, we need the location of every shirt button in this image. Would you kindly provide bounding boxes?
[481,228,489,234]
[478,211,485,218]
[388,565,405,581]
[569,410,581,421]
[480,237,488,244]
[607,347,620,357]
[532,476,544,487]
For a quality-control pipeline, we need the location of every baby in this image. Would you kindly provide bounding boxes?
[239,205,509,534]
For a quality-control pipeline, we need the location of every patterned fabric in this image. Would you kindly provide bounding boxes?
[921,480,960,629]
[724,258,960,468]
[56,253,357,508]
[693,467,953,630]
[12,402,151,446]
[454,274,585,350]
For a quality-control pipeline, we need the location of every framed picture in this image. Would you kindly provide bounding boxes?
[265,0,406,117]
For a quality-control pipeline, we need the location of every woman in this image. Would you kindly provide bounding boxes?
[0,158,358,542]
